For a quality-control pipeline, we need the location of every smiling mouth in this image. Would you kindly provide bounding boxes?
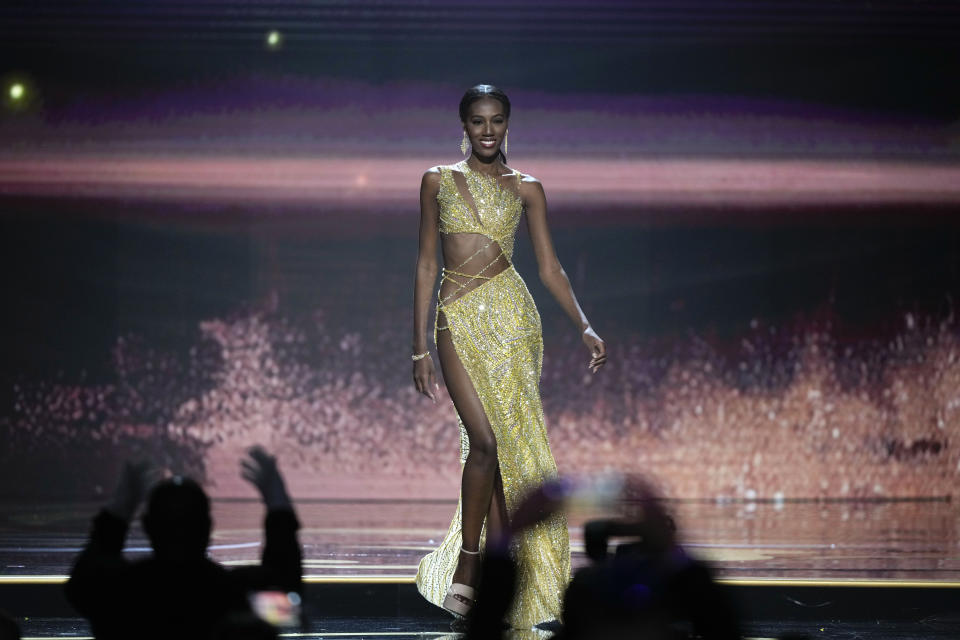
[479,139,497,148]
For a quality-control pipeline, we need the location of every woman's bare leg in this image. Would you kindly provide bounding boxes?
[485,467,509,545]
[436,309,501,592]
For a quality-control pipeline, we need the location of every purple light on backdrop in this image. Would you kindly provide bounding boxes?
[1,78,956,159]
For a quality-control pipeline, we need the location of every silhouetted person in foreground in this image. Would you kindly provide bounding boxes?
[467,475,741,640]
[0,610,20,640]
[65,446,301,640]
[211,612,278,640]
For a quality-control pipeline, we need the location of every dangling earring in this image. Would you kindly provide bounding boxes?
[503,130,508,157]
[460,131,470,155]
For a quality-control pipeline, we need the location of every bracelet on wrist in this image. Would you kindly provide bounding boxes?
[412,351,430,361]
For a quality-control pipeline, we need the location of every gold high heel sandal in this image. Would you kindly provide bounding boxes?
[442,547,481,618]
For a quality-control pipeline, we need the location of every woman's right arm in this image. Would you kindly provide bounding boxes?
[412,168,442,402]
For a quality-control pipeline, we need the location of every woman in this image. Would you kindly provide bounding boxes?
[411,84,607,629]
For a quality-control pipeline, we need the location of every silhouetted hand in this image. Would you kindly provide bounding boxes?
[507,477,572,539]
[105,459,155,522]
[241,446,292,510]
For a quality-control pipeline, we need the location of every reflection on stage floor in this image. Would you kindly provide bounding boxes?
[1,499,957,581]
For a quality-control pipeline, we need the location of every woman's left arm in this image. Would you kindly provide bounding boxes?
[523,177,607,373]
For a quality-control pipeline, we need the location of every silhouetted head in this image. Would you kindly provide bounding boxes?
[142,476,211,562]
[553,474,676,563]
[459,84,511,163]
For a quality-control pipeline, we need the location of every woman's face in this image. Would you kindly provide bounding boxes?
[463,97,508,161]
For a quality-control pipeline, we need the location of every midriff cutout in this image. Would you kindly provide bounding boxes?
[438,232,511,308]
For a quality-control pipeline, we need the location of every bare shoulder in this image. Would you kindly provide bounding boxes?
[421,166,443,193]
[514,169,545,204]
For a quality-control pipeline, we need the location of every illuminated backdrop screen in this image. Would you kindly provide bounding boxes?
[1,1,959,502]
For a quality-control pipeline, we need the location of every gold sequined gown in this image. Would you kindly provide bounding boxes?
[415,160,570,628]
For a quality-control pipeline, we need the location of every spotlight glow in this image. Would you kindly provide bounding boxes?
[266,30,283,50]
[9,83,24,100]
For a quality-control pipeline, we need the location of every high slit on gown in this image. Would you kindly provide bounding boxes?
[415,159,570,628]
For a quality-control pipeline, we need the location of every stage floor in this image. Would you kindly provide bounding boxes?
[1,499,957,581]
[13,617,960,640]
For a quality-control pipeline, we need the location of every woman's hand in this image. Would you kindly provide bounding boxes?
[582,326,607,373]
[413,355,439,403]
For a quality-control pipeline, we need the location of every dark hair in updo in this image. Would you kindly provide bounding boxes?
[459,84,511,123]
